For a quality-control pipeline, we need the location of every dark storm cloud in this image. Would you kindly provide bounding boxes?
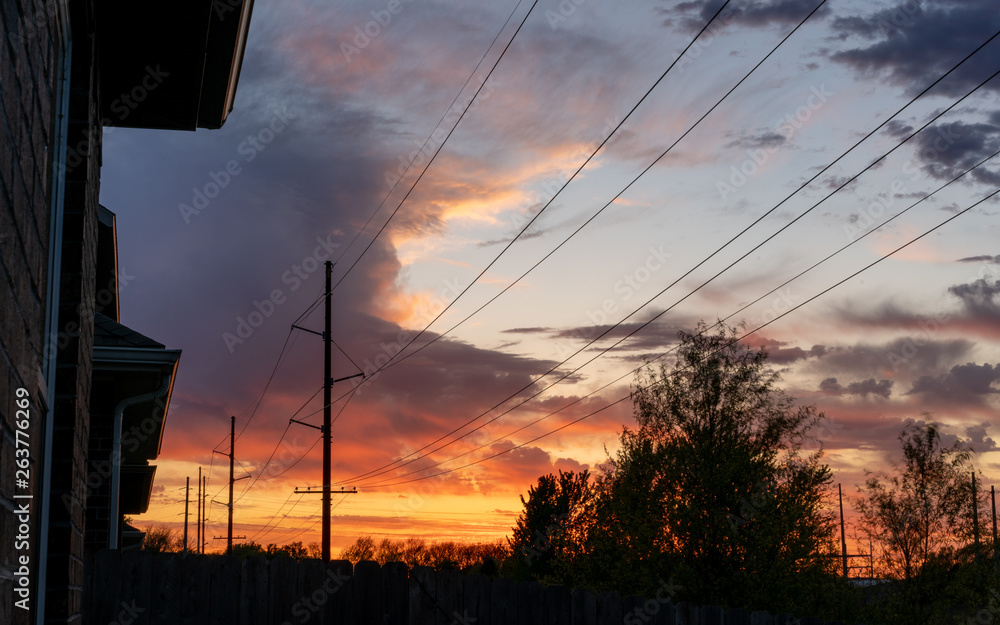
[818,377,893,398]
[906,362,1000,404]
[809,338,973,378]
[965,424,999,453]
[883,119,914,138]
[829,0,1000,98]
[348,315,563,417]
[908,121,1000,186]
[948,279,1000,321]
[764,343,827,365]
[831,276,1000,343]
[666,0,831,33]
[508,317,702,360]
[742,335,826,365]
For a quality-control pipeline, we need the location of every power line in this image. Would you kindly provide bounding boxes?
[373,0,825,376]
[337,26,1000,485]
[246,491,303,543]
[329,0,541,294]
[330,0,738,414]
[224,327,298,447]
[234,421,292,503]
[355,183,1000,489]
[258,492,351,546]
[327,0,528,292]
[234,380,357,508]
[349,147,1000,487]
[247,3,535,545]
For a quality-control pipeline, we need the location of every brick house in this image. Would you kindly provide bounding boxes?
[0,2,254,623]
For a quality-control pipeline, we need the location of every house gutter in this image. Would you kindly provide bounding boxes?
[109,375,171,549]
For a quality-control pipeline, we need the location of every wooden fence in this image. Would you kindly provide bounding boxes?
[83,549,851,625]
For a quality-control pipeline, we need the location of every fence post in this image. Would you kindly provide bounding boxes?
[181,553,211,624]
[674,602,698,625]
[596,591,622,625]
[354,560,382,625]
[296,557,327,625]
[545,585,572,625]
[749,611,773,625]
[326,559,354,624]
[491,576,517,625]
[571,587,597,625]
[409,565,436,625]
[517,581,544,625]
[240,556,269,625]
[89,549,122,624]
[624,594,645,623]
[383,561,409,624]
[209,555,241,624]
[701,605,724,625]
[436,568,464,625]
[151,552,181,625]
[267,557,299,624]
[465,573,492,624]
[120,550,153,625]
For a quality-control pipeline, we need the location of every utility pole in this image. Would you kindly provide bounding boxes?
[183,477,190,555]
[295,485,357,557]
[972,471,982,585]
[213,416,249,556]
[839,483,848,578]
[201,475,207,554]
[196,467,202,556]
[991,485,998,569]
[229,416,235,555]
[323,260,332,562]
[289,260,362,563]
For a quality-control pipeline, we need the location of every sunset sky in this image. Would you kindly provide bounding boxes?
[98,0,1000,556]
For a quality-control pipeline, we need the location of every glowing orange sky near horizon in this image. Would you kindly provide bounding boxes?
[105,0,1000,572]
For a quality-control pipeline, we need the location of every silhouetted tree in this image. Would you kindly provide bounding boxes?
[340,536,376,563]
[508,470,593,584]
[307,542,322,559]
[140,523,181,552]
[339,535,508,570]
[584,322,837,612]
[856,421,986,580]
[267,541,309,560]
[231,541,267,559]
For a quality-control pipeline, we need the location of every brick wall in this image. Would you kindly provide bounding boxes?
[44,1,102,622]
[0,0,63,624]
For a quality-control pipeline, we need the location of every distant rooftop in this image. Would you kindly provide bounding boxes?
[94,312,165,349]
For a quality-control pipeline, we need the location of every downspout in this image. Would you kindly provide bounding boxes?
[36,6,72,624]
[109,375,171,549]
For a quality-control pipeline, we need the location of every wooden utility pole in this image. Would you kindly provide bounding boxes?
[229,416,235,554]
[196,467,202,556]
[323,260,332,562]
[992,485,998,568]
[201,475,207,554]
[289,260,362,562]
[183,477,190,555]
[213,416,249,555]
[294,485,357,557]
[839,484,848,578]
